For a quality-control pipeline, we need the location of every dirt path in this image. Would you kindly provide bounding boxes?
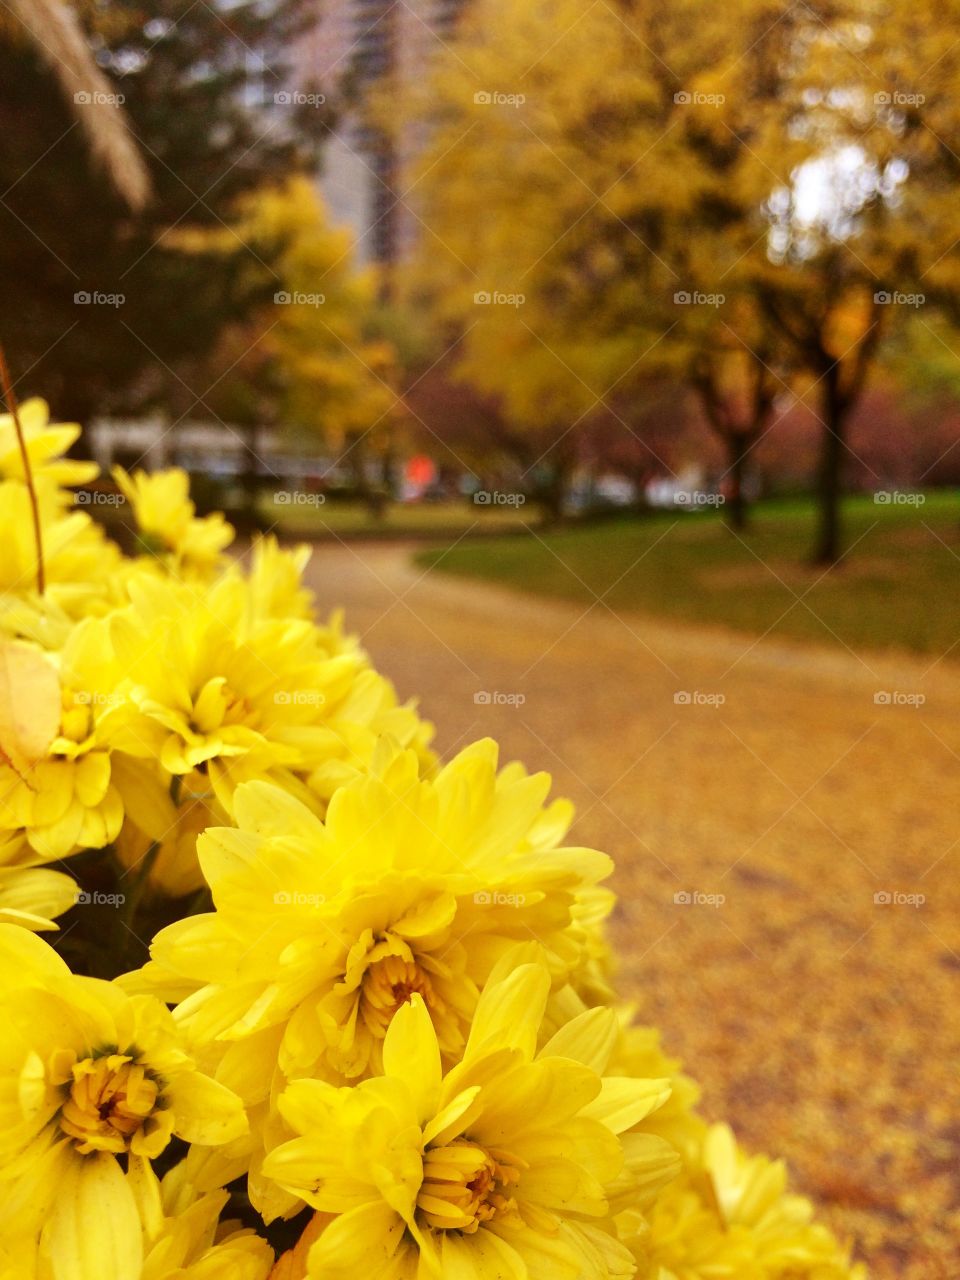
[304,540,960,1279]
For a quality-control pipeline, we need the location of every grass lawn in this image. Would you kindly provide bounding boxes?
[415,493,960,657]
[257,495,536,539]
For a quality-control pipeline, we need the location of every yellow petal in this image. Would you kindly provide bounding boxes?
[41,1152,142,1280]
[170,1070,248,1146]
[382,995,441,1124]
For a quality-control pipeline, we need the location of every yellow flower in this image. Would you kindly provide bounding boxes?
[100,568,432,833]
[0,398,98,492]
[0,481,123,618]
[0,622,125,862]
[138,1159,274,1280]
[0,1157,275,1280]
[0,865,77,930]
[262,959,679,1279]
[0,926,248,1280]
[113,466,234,575]
[621,1124,866,1280]
[130,739,611,1091]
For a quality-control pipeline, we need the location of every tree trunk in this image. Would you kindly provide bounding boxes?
[539,456,571,527]
[813,369,846,566]
[725,435,749,532]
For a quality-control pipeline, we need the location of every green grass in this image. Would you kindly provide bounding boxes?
[257,496,536,539]
[415,493,960,657]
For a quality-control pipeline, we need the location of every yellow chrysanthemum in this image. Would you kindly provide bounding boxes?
[0,622,127,862]
[621,1124,866,1280]
[113,466,234,575]
[0,865,77,930]
[0,398,98,492]
[102,570,431,812]
[262,959,679,1279]
[0,927,248,1280]
[0,1157,275,1280]
[0,480,123,619]
[128,738,611,1090]
[138,1158,275,1280]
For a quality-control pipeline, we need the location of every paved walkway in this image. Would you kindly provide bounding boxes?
[304,540,960,1279]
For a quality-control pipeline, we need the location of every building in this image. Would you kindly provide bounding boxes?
[291,0,470,266]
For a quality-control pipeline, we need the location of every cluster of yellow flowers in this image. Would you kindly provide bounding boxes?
[0,402,866,1280]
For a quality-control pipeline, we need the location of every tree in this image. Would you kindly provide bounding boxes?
[381,0,810,524]
[0,0,321,425]
[209,178,405,517]
[389,0,960,559]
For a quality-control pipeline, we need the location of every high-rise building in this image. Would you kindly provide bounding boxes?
[291,0,469,266]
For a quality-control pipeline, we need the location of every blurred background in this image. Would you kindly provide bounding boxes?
[2,1,959,1276]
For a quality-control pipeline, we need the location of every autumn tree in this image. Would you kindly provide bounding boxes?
[211,178,405,517]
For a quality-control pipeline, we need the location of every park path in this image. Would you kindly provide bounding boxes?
[303,540,960,1280]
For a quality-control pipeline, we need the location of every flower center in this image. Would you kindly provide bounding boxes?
[59,1054,159,1155]
[359,946,440,1038]
[417,1140,524,1234]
